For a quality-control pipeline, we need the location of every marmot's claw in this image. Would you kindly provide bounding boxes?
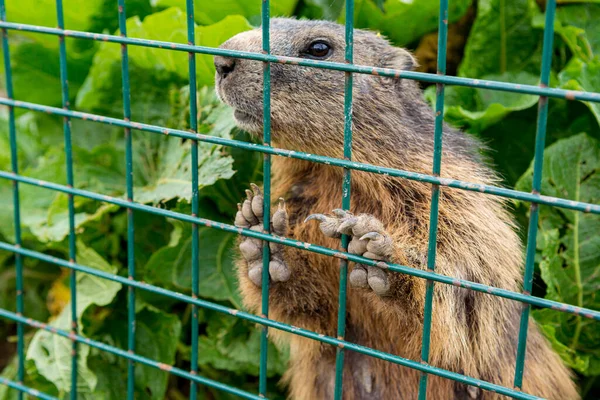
[304,213,327,223]
[309,210,394,296]
[332,209,352,218]
[236,185,290,287]
[336,217,358,235]
[360,232,381,241]
[272,198,288,236]
[250,183,263,218]
[235,203,251,228]
[305,213,342,238]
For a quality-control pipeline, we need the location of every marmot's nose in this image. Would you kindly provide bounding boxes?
[214,56,236,79]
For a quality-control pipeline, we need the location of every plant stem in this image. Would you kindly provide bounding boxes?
[570,156,583,350]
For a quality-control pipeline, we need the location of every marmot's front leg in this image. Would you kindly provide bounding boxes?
[305,210,394,296]
[234,183,290,286]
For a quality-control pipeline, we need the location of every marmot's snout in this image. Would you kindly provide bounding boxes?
[214,56,236,79]
[214,29,265,135]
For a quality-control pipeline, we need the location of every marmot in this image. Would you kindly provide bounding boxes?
[214,18,579,400]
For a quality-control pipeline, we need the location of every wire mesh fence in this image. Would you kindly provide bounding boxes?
[0,0,599,399]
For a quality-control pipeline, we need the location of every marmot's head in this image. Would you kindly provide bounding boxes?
[214,18,424,153]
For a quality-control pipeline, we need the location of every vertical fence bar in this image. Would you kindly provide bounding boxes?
[0,2,24,399]
[117,1,136,397]
[55,1,78,398]
[333,1,354,399]
[513,0,556,389]
[259,0,271,396]
[417,0,449,398]
[185,1,200,399]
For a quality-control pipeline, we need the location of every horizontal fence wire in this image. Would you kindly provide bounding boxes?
[0,377,57,400]
[0,308,262,400]
[0,245,542,400]
[0,1,599,399]
[1,21,600,103]
[0,98,599,216]
[1,171,599,321]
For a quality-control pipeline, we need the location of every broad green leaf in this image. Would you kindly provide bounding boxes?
[0,140,124,243]
[459,0,542,78]
[151,0,299,25]
[0,39,92,109]
[556,3,600,58]
[199,130,263,217]
[195,311,288,377]
[144,220,242,308]
[559,57,600,127]
[533,4,600,63]
[0,86,235,244]
[83,307,181,400]
[76,7,252,112]
[517,133,600,375]
[474,99,599,186]
[339,0,472,47]
[0,0,151,108]
[26,242,122,395]
[132,134,235,205]
[0,253,62,336]
[425,71,539,132]
[133,308,182,399]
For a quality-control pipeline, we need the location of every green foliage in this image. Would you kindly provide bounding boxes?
[340,0,471,47]
[516,133,600,376]
[0,0,599,399]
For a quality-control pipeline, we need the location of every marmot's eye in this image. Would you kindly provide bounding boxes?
[304,41,332,59]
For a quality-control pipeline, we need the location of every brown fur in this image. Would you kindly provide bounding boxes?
[215,18,579,400]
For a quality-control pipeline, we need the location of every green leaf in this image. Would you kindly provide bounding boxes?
[556,4,600,59]
[133,307,182,399]
[151,0,299,25]
[76,7,252,111]
[0,86,235,244]
[0,0,147,108]
[195,312,288,377]
[517,133,600,375]
[199,130,263,217]
[0,254,62,330]
[425,71,539,132]
[26,242,122,395]
[84,307,182,400]
[132,134,235,205]
[339,0,472,47]
[533,4,600,63]
[144,220,242,308]
[459,0,542,78]
[559,57,600,127]
[473,98,599,186]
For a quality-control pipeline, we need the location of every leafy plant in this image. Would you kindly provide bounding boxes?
[0,0,599,399]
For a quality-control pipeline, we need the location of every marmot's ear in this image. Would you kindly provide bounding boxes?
[380,47,418,72]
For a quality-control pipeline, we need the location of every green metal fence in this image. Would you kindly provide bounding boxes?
[0,0,599,399]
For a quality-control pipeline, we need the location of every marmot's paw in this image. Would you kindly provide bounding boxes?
[235,183,290,287]
[305,210,393,296]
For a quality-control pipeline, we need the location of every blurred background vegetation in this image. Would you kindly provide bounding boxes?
[0,0,598,399]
